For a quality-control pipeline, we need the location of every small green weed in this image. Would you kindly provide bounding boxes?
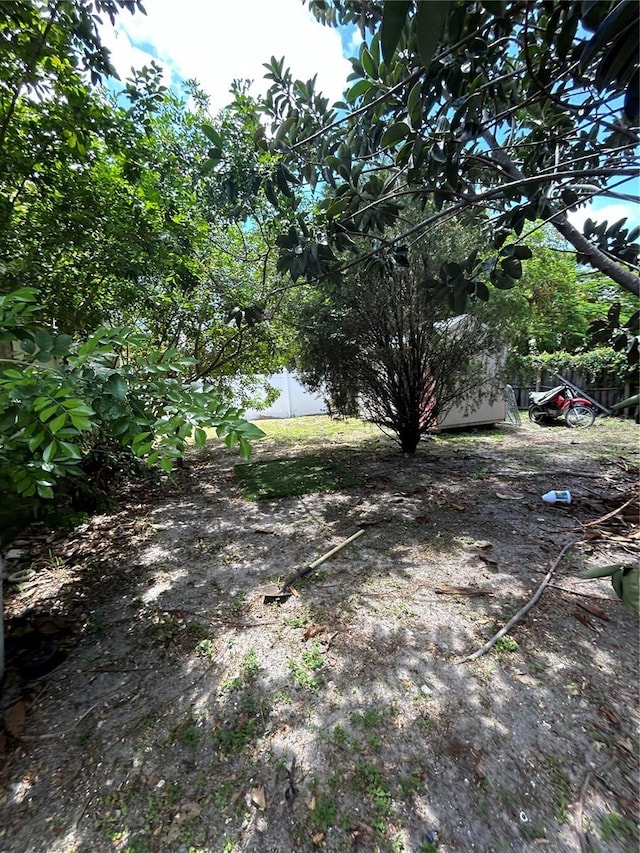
[212,716,260,756]
[229,591,247,616]
[179,724,199,749]
[242,649,260,680]
[494,636,519,656]
[220,649,260,693]
[353,762,393,834]
[546,760,571,824]
[284,613,309,628]
[350,708,383,730]
[289,642,325,690]
[310,792,338,832]
[195,638,215,657]
[599,812,636,842]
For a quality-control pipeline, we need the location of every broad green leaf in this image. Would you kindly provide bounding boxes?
[28,432,45,452]
[239,423,267,440]
[381,0,411,63]
[501,257,523,279]
[381,121,411,148]
[35,329,54,350]
[37,484,54,499]
[361,47,377,79]
[582,564,624,579]
[39,404,59,423]
[415,1,452,69]
[620,568,639,613]
[512,245,533,260]
[70,416,93,431]
[106,374,128,400]
[202,123,223,149]
[194,427,207,447]
[42,441,58,463]
[49,413,67,434]
[59,441,82,459]
[238,436,251,460]
[346,79,374,103]
[407,79,423,128]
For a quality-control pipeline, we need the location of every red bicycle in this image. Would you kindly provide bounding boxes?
[528,384,597,428]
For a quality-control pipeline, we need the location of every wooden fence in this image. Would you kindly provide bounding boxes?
[509,368,638,414]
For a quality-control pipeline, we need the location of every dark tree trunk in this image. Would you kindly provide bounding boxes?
[398,424,421,454]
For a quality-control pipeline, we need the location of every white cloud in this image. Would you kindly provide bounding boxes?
[568,200,640,233]
[100,0,351,113]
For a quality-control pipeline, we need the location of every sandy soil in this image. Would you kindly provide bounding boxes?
[0,417,638,853]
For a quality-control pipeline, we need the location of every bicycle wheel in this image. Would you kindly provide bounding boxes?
[565,404,596,428]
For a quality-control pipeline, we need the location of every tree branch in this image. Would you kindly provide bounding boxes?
[481,130,640,296]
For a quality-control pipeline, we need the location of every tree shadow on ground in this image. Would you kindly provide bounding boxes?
[0,421,638,853]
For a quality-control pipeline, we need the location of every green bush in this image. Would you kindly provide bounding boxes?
[0,288,264,502]
[507,347,628,386]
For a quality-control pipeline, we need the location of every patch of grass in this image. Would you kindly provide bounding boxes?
[599,812,636,842]
[288,642,325,690]
[179,724,199,749]
[234,454,359,500]
[310,791,339,832]
[219,649,260,693]
[350,708,384,730]
[353,762,393,835]
[493,635,519,657]
[212,715,261,756]
[546,759,572,824]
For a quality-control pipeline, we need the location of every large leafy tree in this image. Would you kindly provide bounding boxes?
[255,1,639,307]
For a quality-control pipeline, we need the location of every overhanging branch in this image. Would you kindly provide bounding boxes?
[481,131,640,297]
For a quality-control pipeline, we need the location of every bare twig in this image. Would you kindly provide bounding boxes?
[459,540,576,663]
[574,771,592,853]
[21,700,101,740]
[574,497,638,530]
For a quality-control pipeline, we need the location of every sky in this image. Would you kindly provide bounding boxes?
[100,1,638,233]
[100,0,358,113]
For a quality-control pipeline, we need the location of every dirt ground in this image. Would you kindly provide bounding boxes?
[0,416,638,853]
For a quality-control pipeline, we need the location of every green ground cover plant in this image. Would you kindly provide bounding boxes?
[234,454,359,499]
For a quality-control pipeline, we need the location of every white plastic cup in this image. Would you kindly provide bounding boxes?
[542,490,572,504]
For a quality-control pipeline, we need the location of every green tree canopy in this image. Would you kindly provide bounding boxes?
[252,0,639,307]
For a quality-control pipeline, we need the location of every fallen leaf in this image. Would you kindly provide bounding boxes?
[572,610,597,631]
[478,553,499,569]
[230,788,243,805]
[308,795,316,811]
[4,701,27,739]
[496,489,524,500]
[303,625,326,641]
[577,601,609,621]
[250,785,266,810]
[312,831,325,845]
[414,515,429,524]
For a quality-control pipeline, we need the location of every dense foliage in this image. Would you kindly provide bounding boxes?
[0,1,282,509]
[248,1,639,307]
